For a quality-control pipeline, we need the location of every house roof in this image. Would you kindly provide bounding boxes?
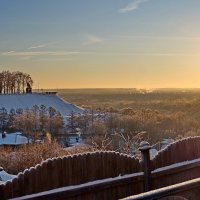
[0,132,28,146]
[0,93,84,116]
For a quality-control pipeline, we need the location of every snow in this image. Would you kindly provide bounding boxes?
[150,148,158,159]
[64,143,87,151]
[0,170,16,184]
[67,134,81,146]
[152,157,200,173]
[0,132,28,146]
[0,93,84,116]
[11,172,144,199]
[160,138,174,150]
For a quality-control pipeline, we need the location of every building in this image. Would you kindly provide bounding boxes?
[0,132,28,147]
[0,93,84,117]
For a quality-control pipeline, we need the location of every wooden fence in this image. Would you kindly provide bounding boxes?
[122,177,200,200]
[10,160,200,200]
[151,137,200,170]
[0,151,141,199]
[150,137,200,190]
[2,137,200,200]
[10,173,144,200]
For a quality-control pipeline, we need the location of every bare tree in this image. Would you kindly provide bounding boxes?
[0,70,33,94]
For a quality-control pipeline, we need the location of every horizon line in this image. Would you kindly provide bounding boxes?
[32,87,200,90]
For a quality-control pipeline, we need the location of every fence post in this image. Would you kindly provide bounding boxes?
[139,141,152,192]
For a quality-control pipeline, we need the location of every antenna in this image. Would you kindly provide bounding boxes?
[38,83,39,93]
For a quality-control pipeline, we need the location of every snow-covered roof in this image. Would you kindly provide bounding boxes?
[0,132,28,146]
[0,170,16,184]
[0,93,84,116]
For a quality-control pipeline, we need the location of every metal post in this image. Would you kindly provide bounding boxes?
[139,141,152,192]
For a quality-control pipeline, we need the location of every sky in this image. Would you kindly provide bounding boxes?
[0,0,200,89]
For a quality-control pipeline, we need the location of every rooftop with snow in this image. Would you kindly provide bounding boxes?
[0,93,84,117]
[0,132,28,146]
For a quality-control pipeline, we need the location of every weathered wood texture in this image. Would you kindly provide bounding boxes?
[10,161,200,200]
[151,159,200,190]
[151,137,200,170]
[122,177,200,200]
[150,137,200,191]
[0,151,141,199]
[10,173,144,200]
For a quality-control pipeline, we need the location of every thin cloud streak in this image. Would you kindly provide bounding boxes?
[32,58,73,62]
[82,52,200,57]
[28,44,47,49]
[112,35,200,41]
[1,51,200,58]
[27,41,61,50]
[119,0,148,13]
[83,35,104,45]
[1,51,80,56]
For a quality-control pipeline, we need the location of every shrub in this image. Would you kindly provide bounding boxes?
[0,140,93,174]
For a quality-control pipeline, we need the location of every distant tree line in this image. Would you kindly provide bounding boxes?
[0,70,33,94]
[77,108,200,153]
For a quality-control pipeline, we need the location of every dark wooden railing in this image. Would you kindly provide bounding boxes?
[122,177,200,200]
[151,137,200,170]
[10,159,200,200]
[10,172,144,200]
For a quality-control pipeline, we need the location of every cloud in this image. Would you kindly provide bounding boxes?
[77,52,200,57]
[27,41,61,50]
[83,35,104,45]
[2,50,199,59]
[111,35,200,41]
[28,44,47,49]
[1,51,80,56]
[32,58,73,62]
[119,0,148,13]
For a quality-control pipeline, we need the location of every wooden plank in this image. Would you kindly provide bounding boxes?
[0,183,7,200]
[10,172,144,200]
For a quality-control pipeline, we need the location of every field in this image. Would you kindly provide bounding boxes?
[58,88,200,118]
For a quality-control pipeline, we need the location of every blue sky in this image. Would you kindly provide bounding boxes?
[0,0,200,88]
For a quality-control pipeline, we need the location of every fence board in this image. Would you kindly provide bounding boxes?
[1,151,140,199]
[152,137,200,170]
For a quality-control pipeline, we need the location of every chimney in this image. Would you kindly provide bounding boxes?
[2,132,6,138]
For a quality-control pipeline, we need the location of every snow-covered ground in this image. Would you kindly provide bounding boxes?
[0,93,84,116]
[0,170,16,184]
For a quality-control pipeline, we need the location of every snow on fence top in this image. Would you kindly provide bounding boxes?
[151,136,200,170]
[0,151,141,199]
[0,170,16,184]
[0,93,84,117]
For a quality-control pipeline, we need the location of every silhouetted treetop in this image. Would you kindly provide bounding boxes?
[0,70,33,94]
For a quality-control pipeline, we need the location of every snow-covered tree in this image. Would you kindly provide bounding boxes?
[0,107,9,132]
[12,105,64,141]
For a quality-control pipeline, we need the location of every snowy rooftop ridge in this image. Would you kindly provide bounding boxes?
[0,93,84,116]
[0,132,28,146]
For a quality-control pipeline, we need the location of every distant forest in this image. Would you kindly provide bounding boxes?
[0,70,33,94]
